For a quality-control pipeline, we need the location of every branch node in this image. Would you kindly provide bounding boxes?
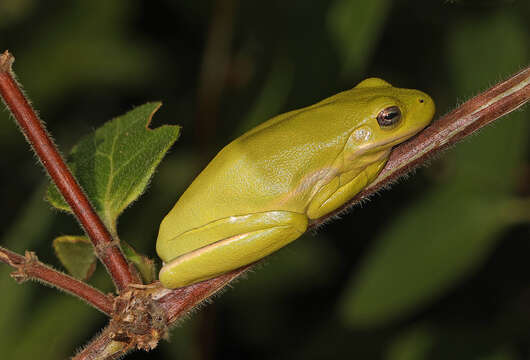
[109,289,169,351]
[9,251,39,283]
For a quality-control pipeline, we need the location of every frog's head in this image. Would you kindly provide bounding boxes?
[343,78,435,161]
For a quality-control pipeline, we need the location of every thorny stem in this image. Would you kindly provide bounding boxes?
[0,51,137,291]
[0,246,113,315]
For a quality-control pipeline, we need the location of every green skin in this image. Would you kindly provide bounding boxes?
[157,78,435,289]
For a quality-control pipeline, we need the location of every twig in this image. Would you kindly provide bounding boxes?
[58,65,530,360]
[1,47,528,359]
[0,246,114,315]
[74,269,248,360]
[155,267,249,323]
[0,50,137,291]
[155,65,530,320]
[72,325,128,360]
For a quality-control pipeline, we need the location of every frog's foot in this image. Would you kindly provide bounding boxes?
[159,211,308,289]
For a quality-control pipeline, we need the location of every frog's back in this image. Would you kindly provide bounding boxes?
[159,95,363,240]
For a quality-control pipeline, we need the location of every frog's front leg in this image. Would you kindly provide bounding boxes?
[306,156,388,219]
[159,211,308,288]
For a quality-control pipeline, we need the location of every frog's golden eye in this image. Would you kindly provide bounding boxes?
[377,106,402,128]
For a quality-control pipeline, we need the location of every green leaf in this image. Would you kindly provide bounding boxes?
[46,102,180,233]
[53,236,96,281]
[121,241,156,284]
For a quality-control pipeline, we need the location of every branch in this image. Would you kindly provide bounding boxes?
[71,66,530,359]
[0,50,138,291]
[311,65,530,227]
[0,246,114,315]
[72,325,129,360]
[2,47,527,359]
[155,268,249,323]
[155,65,530,320]
[74,270,249,360]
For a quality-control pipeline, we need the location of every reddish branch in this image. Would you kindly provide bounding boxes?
[157,65,530,323]
[0,246,113,315]
[74,270,249,360]
[74,326,127,360]
[0,51,137,291]
[0,47,528,359]
[155,267,249,323]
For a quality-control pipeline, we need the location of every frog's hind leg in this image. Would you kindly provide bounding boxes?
[159,211,308,289]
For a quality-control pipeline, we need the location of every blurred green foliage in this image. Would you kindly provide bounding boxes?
[0,0,528,359]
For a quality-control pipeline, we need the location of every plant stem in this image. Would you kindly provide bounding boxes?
[0,246,114,315]
[0,50,137,291]
[155,267,248,323]
[72,325,126,360]
[72,268,250,359]
[1,48,528,359]
[155,65,530,321]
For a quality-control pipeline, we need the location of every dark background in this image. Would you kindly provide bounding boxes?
[0,0,529,359]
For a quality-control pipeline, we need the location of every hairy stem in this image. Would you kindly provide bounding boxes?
[1,48,528,359]
[69,65,530,359]
[74,269,248,360]
[0,246,114,315]
[0,51,137,291]
[72,325,128,360]
[156,65,530,321]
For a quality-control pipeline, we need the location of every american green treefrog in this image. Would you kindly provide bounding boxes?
[157,78,435,289]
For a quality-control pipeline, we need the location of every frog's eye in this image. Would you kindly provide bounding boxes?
[377,106,402,128]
